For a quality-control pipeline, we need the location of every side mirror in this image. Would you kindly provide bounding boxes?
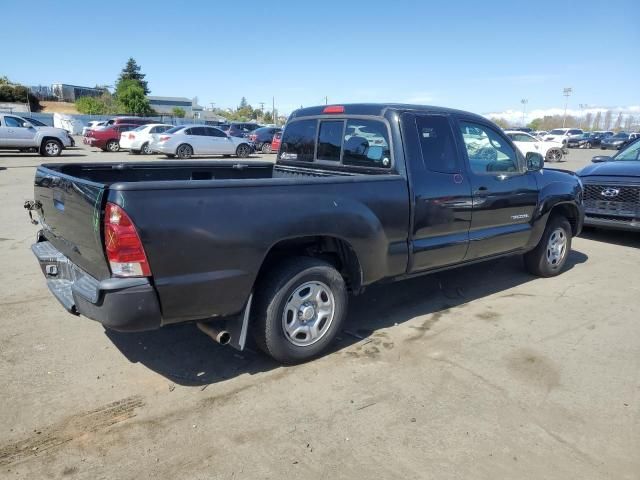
[591,156,612,163]
[526,152,544,171]
[23,121,33,128]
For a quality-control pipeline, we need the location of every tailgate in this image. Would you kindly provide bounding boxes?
[34,166,111,280]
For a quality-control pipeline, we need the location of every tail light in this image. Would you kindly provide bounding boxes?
[159,135,170,142]
[128,133,135,140]
[104,203,151,277]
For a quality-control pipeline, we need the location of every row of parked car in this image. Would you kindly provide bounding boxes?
[81,117,284,158]
[511,127,640,150]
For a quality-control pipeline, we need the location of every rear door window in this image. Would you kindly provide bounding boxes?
[342,119,391,168]
[190,127,206,136]
[415,115,458,173]
[317,120,344,161]
[279,119,317,162]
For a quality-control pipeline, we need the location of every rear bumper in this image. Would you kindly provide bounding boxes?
[32,241,162,331]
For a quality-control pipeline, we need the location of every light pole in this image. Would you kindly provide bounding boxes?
[520,99,528,126]
[562,87,572,128]
[578,103,587,129]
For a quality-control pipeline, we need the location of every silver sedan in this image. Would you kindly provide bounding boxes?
[149,124,254,159]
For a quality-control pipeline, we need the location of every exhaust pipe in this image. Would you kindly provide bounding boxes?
[197,322,231,346]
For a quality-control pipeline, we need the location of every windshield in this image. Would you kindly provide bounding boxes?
[549,129,566,135]
[133,125,147,132]
[614,140,640,161]
[613,132,628,138]
[165,126,185,134]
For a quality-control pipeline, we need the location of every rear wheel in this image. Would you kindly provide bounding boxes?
[261,142,272,154]
[546,149,562,162]
[106,140,120,152]
[236,144,251,158]
[524,215,572,277]
[141,142,153,155]
[40,139,62,157]
[252,257,348,364]
[176,144,193,159]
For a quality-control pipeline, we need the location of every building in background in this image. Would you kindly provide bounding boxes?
[50,83,108,102]
[148,96,194,115]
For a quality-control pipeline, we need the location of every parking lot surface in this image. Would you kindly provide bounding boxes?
[1,142,638,479]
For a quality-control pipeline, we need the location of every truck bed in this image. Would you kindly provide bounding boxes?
[33,160,410,325]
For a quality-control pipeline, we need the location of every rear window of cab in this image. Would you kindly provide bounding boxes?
[279,118,391,168]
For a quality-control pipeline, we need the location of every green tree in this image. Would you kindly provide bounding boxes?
[489,117,510,129]
[613,112,623,131]
[76,96,106,115]
[172,107,186,118]
[116,79,154,116]
[263,111,273,123]
[528,118,543,130]
[603,110,613,130]
[239,97,249,109]
[117,58,150,95]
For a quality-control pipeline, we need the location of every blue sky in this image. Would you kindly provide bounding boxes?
[1,0,638,118]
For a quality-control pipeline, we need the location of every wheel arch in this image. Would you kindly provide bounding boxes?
[254,235,364,295]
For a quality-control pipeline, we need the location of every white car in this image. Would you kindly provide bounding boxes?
[544,128,583,144]
[81,120,106,136]
[504,130,565,162]
[149,124,254,159]
[120,123,173,155]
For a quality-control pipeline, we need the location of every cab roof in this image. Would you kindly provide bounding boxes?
[289,103,489,122]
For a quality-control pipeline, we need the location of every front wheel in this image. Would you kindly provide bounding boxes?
[236,144,251,158]
[40,139,62,157]
[106,140,120,152]
[524,215,572,277]
[176,144,193,159]
[252,257,348,364]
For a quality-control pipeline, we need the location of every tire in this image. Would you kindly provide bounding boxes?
[524,215,572,277]
[106,140,120,152]
[252,257,348,364]
[236,143,251,158]
[545,149,562,162]
[261,142,272,154]
[176,144,193,159]
[141,142,153,155]
[40,139,62,157]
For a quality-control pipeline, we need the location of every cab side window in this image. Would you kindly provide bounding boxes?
[459,121,519,174]
[4,116,25,128]
[415,115,458,173]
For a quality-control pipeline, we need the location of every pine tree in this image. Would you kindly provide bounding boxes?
[239,97,249,109]
[117,58,150,95]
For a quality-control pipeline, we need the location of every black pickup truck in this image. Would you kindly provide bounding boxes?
[28,104,584,363]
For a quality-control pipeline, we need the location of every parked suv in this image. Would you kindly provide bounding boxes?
[224,122,262,138]
[0,114,73,156]
[545,128,583,144]
[248,127,282,153]
[83,123,139,152]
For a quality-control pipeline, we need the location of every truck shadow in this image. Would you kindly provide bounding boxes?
[106,250,588,387]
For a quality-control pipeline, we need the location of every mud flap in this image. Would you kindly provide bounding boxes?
[226,293,252,351]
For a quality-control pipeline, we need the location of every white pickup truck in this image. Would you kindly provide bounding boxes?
[0,113,73,156]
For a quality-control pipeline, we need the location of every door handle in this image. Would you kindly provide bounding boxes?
[475,186,488,195]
